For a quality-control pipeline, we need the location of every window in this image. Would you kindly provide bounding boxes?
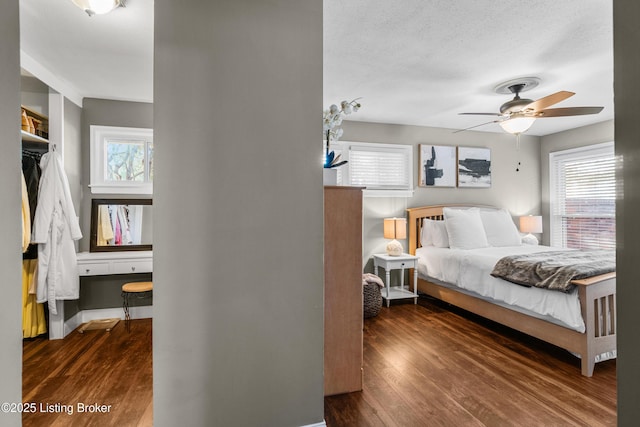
[549,142,615,249]
[90,125,153,194]
[329,141,413,197]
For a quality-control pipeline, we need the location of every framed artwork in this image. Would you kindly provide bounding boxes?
[457,146,491,188]
[418,144,457,187]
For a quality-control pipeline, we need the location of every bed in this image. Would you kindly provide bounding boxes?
[406,204,616,377]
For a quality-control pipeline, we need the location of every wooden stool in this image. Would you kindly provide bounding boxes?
[121,281,153,331]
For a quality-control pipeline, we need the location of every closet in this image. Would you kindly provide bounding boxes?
[20,71,72,339]
[21,103,50,339]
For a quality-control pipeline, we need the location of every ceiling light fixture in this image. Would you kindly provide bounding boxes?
[499,116,536,135]
[496,78,538,135]
[72,0,125,17]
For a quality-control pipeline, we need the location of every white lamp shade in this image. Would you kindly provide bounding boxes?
[499,117,536,134]
[383,218,407,240]
[520,215,543,234]
[72,0,122,15]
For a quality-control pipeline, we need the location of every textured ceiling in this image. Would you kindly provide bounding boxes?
[324,0,613,136]
[20,1,613,136]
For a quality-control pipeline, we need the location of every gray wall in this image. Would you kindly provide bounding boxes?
[539,120,614,245]
[64,98,83,215]
[79,98,153,252]
[340,120,541,266]
[0,1,23,425]
[154,1,324,426]
[65,98,154,318]
[614,3,640,424]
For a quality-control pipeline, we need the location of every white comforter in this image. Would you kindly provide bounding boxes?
[415,245,585,332]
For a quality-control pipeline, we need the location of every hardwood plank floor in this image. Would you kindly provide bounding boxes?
[22,298,616,427]
[325,296,616,427]
[23,319,152,427]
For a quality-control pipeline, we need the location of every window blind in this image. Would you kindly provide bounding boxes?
[331,141,413,196]
[550,142,616,249]
[348,145,410,189]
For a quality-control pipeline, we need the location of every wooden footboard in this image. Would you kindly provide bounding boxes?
[407,205,617,377]
[574,273,617,376]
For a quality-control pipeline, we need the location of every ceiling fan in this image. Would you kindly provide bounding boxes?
[457,79,604,134]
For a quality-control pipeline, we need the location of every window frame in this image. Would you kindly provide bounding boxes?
[90,125,154,195]
[330,141,414,197]
[549,141,615,249]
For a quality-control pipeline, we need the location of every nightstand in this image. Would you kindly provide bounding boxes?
[372,253,419,307]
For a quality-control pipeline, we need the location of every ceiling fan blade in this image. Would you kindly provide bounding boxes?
[453,119,501,133]
[534,106,604,117]
[459,112,502,116]
[524,91,575,112]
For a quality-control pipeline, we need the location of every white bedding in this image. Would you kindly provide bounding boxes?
[415,245,586,332]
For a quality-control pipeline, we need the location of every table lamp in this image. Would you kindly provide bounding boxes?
[520,215,542,245]
[384,217,406,256]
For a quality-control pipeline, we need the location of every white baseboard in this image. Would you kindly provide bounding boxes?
[64,306,153,337]
[301,421,326,427]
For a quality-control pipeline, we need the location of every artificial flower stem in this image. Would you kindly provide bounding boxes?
[326,129,331,157]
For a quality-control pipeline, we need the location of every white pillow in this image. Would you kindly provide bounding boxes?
[443,207,489,250]
[431,221,449,247]
[421,219,450,248]
[479,209,522,247]
[420,218,434,246]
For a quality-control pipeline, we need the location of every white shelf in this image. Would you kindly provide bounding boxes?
[384,286,416,300]
[21,129,49,144]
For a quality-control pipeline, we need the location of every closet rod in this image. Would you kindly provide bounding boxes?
[21,140,49,154]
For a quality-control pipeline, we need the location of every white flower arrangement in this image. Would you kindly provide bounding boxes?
[323,98,361,168]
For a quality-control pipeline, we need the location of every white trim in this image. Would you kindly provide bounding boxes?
[300,421,326,427]
[331,140,414,196]
[48,92,64,161]
[549,141,615,248]
[89,183,154,195]
[549,141,614,158]
[64,306,153,337]
[48,301,65,340]
[20,50,84,107]
[363,189,414,198]
[90,125,154,195]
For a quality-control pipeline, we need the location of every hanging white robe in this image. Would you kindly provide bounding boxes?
[31,152,82,315]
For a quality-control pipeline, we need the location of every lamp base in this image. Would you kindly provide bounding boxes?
[386,239,403,256]
[521,233,539,245]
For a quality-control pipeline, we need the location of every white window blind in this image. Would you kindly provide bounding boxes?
[331,141,413,197]
[549,142,615,249]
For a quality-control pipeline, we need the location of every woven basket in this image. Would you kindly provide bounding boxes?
[363,282,382,318]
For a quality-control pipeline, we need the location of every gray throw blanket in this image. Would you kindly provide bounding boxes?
[491,250,615,292]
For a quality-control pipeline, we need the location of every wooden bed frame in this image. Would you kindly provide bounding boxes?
[407,205,616,377]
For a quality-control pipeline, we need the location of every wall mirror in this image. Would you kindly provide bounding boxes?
[90,198,153,252]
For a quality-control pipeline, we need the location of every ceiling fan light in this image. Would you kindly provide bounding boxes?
[499,117,536,135]
[72,0,123,16]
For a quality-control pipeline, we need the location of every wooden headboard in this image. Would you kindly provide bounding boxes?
[406,204,497,255]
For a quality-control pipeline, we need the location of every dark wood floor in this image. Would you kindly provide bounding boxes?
[23,319,152,427]
[325,296,617,427]
[22,298,616,427]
